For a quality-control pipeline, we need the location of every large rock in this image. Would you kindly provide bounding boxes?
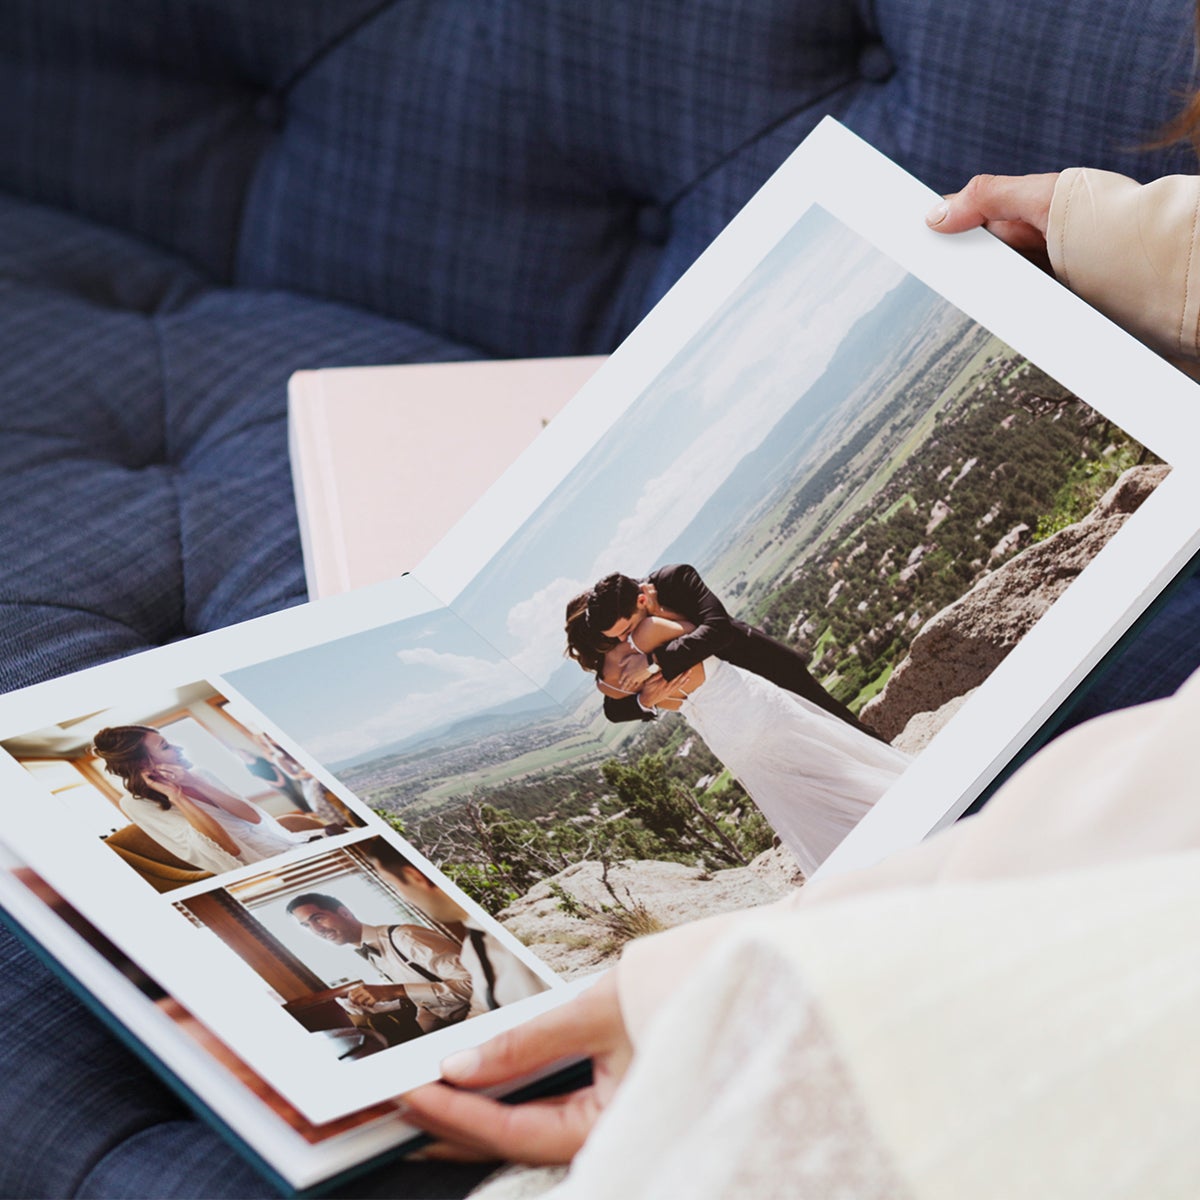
[499,851,798,981]
[861,463,1168,742]
[891,688,977,753]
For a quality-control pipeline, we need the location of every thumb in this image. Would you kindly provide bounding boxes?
[926,173,1058,236]
[441,974,620,1087]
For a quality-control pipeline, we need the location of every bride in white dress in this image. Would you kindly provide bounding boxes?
[92,725,327,874]
[599,615,909,876]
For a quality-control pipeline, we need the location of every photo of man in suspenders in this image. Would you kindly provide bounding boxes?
[287,892,473,1035]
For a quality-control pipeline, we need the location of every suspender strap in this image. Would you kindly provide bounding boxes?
[468,929,498,1011]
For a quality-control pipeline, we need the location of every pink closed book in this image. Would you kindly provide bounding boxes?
[289,356,606,598]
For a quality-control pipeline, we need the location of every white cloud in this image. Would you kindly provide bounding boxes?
[506,575,589,685]
[304,647,537,763]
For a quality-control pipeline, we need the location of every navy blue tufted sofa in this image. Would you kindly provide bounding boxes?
[2,2,1198,1195]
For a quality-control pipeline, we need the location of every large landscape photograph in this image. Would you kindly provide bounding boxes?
[228,206,1165,979]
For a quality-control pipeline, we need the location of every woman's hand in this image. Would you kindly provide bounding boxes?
[926,172,1059,269]
[399,973,632,1164]
[145,764,187,801]
[615,655,656,693]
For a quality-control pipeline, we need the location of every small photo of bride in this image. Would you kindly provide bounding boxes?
[1,681,363,893]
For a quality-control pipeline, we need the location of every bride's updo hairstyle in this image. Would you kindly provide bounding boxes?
[568,588,638,681]
[92,724,172,810]
[567,573,643,674]
[564,592,607,674]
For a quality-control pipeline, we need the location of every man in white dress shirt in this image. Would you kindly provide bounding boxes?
[287,891,472,1032]
[360,842,548,1018]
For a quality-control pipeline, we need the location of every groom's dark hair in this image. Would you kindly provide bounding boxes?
[586,572,641,633]
[285,892,347,916]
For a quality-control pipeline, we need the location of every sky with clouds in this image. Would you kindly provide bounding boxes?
[226,602,546,766]
[454,207,909,690]
[228,208,911,766]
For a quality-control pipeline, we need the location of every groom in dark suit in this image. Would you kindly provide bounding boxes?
[583,564,880,738]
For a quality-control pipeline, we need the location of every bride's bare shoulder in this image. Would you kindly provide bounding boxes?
[633,614,694,652]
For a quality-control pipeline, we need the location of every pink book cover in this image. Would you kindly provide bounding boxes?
[289,356,606,598]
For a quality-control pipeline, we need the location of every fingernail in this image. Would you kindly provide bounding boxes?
[441,1047,481,1079]
[925,200,949,227]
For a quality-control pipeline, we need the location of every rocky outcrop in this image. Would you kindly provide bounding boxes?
[862,463,1168,743]
[925,499,953,535]
[891,688,976,753]
[499,849,800,981]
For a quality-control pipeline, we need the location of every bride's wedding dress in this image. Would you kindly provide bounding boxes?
[679,658,908,876]
[120,769,314,874]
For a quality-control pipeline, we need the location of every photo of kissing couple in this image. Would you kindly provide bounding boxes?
[564,564,908,877]
[222,206,1164,976]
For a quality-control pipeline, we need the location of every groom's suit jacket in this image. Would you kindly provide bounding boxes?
[603,563,875,738]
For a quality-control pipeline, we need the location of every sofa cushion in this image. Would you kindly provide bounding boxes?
[0,193,476,693]
[0,0,392,280]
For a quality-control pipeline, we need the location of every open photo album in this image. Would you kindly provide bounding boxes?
[1,119,1198,1193]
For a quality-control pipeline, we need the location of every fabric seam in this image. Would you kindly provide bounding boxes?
[1181,183,1200,357]
[1055,170,1077,292]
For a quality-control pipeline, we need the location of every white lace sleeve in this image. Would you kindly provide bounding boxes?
[476,850,1200,1200]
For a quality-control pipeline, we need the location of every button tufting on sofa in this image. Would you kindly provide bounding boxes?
[857,42,896,84]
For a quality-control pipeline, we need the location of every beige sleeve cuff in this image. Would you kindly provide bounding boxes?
[613,833,965,1043]
[616,665,1200,1045]
[1048,167,1200,363]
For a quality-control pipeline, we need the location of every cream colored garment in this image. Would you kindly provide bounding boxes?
[618,666,1200,1041]
[472,673,1200,1200]
[533,851,1200,1200]
[1048,167,1200,372]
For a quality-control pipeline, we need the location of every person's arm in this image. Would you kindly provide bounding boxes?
[598,642,662,723]
[391,927,473,1018]
[647,565,736,677]
[927,170,1200,367]
[1048,169,1200,365]
[144,769,244,858]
